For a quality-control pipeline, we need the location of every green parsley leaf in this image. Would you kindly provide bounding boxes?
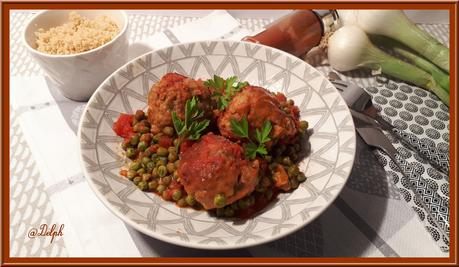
[256,145,268,155]
[243,143,258,159]
[214,75,225,89]
[225,76,238,95]
[230,117,249,139]
[232,118,272,160]
[172,112,186,136]
[205,75,249,111]
[188,120,210,140]
[172,97,210,143]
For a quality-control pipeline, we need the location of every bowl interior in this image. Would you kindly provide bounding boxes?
[24,10,127,51]
[78,40,356,249]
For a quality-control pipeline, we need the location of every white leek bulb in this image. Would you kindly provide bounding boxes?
[327,25,449,106]
[337,10,449,72]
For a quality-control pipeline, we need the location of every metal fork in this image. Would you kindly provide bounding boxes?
[329,72,450,175]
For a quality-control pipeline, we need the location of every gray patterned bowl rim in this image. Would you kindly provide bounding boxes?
[77,39,356,250]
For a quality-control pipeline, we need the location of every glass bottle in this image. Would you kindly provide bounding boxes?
[242,10,339,57]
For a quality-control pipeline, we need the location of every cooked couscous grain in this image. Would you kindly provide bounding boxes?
[35,12,120,55]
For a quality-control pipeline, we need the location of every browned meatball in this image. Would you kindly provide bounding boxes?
[218,86,299,144]
[147,73,214,132]
[177,133,259,210]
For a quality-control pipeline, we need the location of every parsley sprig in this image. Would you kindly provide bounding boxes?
[172,96,210,142]
[204,75,248,110]
[230,116,272,159]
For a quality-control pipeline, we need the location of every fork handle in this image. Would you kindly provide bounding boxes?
[391,127,450,175]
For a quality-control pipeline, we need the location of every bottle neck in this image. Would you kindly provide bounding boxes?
[313,10,340,35]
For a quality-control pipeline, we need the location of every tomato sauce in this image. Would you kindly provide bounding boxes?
[237,189,280,219]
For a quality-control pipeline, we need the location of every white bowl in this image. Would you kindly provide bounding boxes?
[23,10,129,101]
[78,40,356,249]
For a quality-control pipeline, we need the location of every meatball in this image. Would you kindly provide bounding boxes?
[177,133,260,210]
[147,73,214,132]
[218,86,299,143]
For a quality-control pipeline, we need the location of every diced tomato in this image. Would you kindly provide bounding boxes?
[113,114,134,139]
[158,136,173,148]
[275,93,287,102]
[162,189,173,201]
[273,165,290,191]
[148,144,159,153]
[180,140,195,154]
[119,170,128,177]
[169,179,182,190]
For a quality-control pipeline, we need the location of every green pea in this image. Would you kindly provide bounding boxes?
[290,178,299,189]
[133,176,141,185]
[264,155,272,163]
[172,189,182,201]
[142,173,152,182]
[130,134,140,146]
[231,202,239,210]
[282,156,292,166]
[130,161,141,171]
[137,181,147,191]
[296,172,307,182]
[287,99,294,106]
[173,170,179,179]
[133,123,141,133]
[127,170,136,179]
[121,140,129,150]
[148,180,158,190]
[185,195,196,206]
[255,184,265,193]
[299,120,309,131]
[141,156,151,165]
[156,184,166,193]
[138,141,147,151]
[126,147,135,158]
[162,190,170,200]
[151,167,158,178]
[294,143,301,152]
[173,138,180,147]
[146,162,155,172]
[162,126,175,136]
[160,176,171,186]
[224,207,235,217]
[214,194,226,208]
[265,189,273,200]
[137,168,145,176]
[152,133,163,143]
[238,199,249,210]
[157,166,167,178]
[174,160,180,168]
[168,152,178,162]
[140,133,153,144]
[269,163,278,171]
[157,147,169,157]
[287,165,300,177]
[246,196,255,207]
[166,162,175,174]
[156,157,168,166]
[140,125,150,134]
[216,208,225,217]
[177,198,187,207]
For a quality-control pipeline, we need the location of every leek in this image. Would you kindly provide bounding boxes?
[371,35,450,93]
[328,26,449,106]
[338,10,450,73]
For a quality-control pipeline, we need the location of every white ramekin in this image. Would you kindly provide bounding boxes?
[23,10,129,101]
